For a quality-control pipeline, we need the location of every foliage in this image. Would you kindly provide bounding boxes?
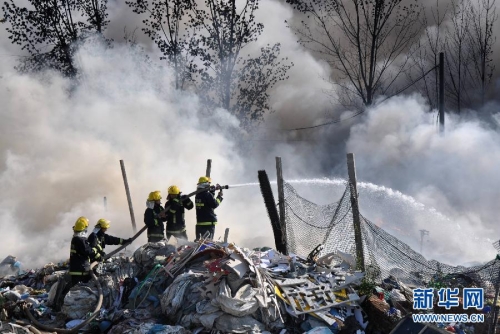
[126,0,198,89]
[189,0,292,126]
[358,264,381,296]
[2,0,111,77]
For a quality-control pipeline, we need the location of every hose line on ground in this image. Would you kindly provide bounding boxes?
[24,261,103,333]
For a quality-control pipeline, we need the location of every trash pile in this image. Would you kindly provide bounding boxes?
[0,240,374,334]
[0,242,495,334]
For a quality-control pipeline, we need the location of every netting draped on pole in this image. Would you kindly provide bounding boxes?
[282,180,500,291]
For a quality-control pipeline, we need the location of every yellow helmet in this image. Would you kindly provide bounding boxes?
[73,216,89,232]
[168,185,180,195]
[148,191,162,201]
[96,218,111,229]
[198,176,211,184]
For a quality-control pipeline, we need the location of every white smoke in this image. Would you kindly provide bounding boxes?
[346,95,500,265]
[1,0,499,271]
[0,41,277,268]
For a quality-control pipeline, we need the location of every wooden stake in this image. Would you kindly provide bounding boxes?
[347,153,365,271]
[206,159,212,177]
[120,160,137,233]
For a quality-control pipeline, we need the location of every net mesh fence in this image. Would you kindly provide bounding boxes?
[283,180,500,292]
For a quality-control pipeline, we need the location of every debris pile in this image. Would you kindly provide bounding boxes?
[1,244,496,334]
[0,240,375,334]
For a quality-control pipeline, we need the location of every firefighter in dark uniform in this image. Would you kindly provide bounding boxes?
[165,185,194,241]
[69,216,102,286]
[87,219,132,261]
[144,190,167,242]
[195,176,223,240]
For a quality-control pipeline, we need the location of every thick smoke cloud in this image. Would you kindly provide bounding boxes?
[0,42,275,268]
[1,0,500,270]
[345,95,500,264]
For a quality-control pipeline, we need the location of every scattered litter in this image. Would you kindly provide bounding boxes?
[1,237,495,334]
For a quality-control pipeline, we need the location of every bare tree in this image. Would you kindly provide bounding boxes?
[409,0,497,112]
[444,0,475,112]
[189,0,292,126]
[2,0,110,77]
[442,0,497,111]
[127,0,197,90]
[407,0,448,110]
[286,0,422,108]
[467,0,497,106]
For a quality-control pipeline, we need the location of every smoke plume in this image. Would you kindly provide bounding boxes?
[1,0,500,270]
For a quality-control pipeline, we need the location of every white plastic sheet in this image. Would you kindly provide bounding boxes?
[61,286,98,319]
[214,279,259,317]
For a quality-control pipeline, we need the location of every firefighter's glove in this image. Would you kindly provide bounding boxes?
[218,190,223,197]
[125,238,133,244]
[100,250,106,260]
[180,195,188,202]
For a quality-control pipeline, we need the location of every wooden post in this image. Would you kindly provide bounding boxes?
[492,269,500,334]
[120,160,137,233]
[439,52,445,134]
[347,153,365,271]
[206,159,212,177]
[224,228,229,243]
[276,157,287,254]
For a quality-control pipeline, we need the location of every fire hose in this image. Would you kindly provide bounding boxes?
[104,184,229,260]
[23,261,103,333]
[24,184,230,333]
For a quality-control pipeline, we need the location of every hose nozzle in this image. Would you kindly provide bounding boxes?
[211,184,229,191]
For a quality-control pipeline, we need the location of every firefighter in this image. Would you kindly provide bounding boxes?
[165,185,194,241]
[194,176,223,240]
[87,219,132,261]
[144,190,167,242]
[69,216,102,286]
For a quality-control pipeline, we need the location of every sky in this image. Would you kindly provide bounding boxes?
[0,0,499,269]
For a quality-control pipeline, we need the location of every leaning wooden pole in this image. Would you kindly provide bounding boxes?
[347,153,365,271]
[206,159,212,178]
[276,157,287,254]
[120,160,137,233]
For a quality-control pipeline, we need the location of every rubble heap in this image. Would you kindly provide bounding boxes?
[1,239,496,334]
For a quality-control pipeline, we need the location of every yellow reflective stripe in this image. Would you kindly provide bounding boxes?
[148,233,164,237]
[70,250,77,253]
[196,203,205,207]
[96,244,103,251]
[166,228,186,233]
[69,271,90,276]
[216,198,221,204]
[169,209,176,213]
[196,222,217,226]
